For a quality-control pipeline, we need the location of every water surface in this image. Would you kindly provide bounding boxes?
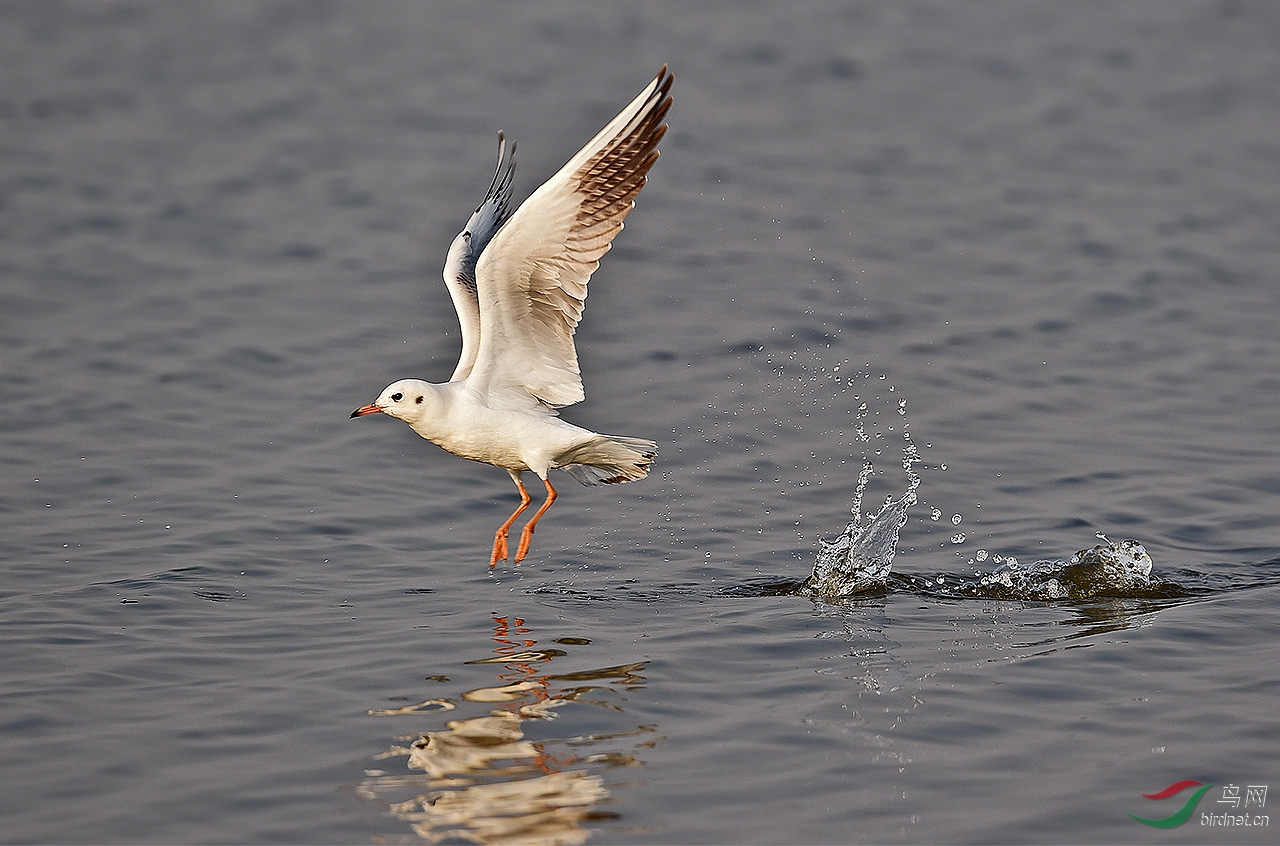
[3,2,1279,842]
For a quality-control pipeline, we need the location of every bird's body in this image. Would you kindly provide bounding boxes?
[352,67,672,565]
[376,378,651,483]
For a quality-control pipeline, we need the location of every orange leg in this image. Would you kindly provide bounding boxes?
[515,477,557,562]
[490,472,532,567]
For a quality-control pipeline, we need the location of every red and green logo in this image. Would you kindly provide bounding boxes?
[1129,780,1215,828]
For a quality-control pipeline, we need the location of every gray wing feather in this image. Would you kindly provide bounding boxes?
[443,132,518,382]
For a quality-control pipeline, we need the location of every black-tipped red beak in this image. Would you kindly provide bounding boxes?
[350,403,382,418]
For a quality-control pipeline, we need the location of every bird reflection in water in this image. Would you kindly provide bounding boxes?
[359,616,655,844]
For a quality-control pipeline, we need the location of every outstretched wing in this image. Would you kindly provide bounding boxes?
[467,66,673,409]
[442,132,517,382]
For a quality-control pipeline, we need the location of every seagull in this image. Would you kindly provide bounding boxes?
[352,66,672,566]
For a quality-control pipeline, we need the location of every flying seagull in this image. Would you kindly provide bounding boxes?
[352,66,672,565]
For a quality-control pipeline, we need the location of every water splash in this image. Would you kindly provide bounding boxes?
[803,486,914,598]
[806,522,1163,602]
[803,422,922,598]
[791,374,1168,602]
[961,537,1154,600]
[800,422,1164,602]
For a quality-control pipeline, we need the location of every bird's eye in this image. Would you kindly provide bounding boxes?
[390,392,403,402]
[416,395,424,404]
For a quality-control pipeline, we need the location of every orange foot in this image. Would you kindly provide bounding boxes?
[490,530,509,567]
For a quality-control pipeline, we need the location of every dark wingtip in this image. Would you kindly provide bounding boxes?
[656,64,674,97]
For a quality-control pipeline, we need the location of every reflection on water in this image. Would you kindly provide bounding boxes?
[359,616,655,845]
[802,589,1165,763]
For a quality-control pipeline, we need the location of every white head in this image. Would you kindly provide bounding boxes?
[350,378,435,424]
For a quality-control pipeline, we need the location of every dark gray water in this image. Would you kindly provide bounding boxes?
[4,2,1280,843]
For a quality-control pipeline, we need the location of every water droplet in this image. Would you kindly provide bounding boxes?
[951,514,962,525]
[975,549,988,562]
[950,532,966,544]
[929,508,942,521]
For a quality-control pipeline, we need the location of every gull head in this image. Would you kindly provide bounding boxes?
[350,379,433,424]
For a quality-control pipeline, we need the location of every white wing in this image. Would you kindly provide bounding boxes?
[466,66,673,409]
[442,132,517,382]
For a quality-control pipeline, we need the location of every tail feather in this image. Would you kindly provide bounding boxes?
[557,435,656,486]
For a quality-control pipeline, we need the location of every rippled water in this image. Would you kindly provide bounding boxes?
[4,2,1280,843]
